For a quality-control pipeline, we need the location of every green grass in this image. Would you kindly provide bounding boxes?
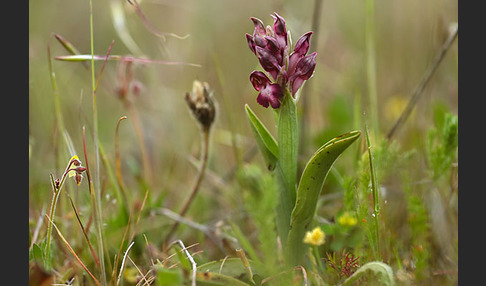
[29,1,457,285]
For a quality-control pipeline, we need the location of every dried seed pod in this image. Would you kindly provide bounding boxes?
[185,80,216,131]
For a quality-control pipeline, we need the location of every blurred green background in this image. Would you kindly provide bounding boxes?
[29,0,458,187]
[29,0,457,282]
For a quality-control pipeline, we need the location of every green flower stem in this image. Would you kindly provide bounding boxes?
[45,159,77,269]
[275,89,298,247]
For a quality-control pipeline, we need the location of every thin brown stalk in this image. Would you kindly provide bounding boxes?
[47,215,102,286]
[128,0,190,41]
[68,196,101,271]
[163,128,210,246]
[129,189,149,242]
[111,212,132,284]
[125,102,153,186]
[127,255,151,286]
[115,115,128,200]
[387,24,458,140]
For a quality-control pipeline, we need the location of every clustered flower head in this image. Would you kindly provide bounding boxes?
[303,226,326,246]
[246,12,317,109]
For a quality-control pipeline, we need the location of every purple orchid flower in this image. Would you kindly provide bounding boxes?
[246,12,317,109]
[250,71,283,109]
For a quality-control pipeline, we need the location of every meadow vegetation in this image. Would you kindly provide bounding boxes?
[29,0,457,285]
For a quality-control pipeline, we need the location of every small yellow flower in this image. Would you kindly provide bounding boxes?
[303,226,325,246]
[67,155,80,178]
[338,212,357,227]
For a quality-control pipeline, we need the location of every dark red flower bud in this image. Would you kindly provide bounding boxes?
[246,33,256,54]
[288,32,313,74]
[289,52,317,96]
[293,32,313,56]
[272,12,288,48]
[251,17,266,37]
[255,46,281,80]
[75,166,87,173]
[75,173,83,186]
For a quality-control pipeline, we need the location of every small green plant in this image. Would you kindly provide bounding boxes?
[244,12,361,267]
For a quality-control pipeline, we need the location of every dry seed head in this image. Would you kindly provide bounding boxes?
[185,80,216,130]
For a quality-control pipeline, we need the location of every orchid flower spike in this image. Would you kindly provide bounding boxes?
[246,12,317,108]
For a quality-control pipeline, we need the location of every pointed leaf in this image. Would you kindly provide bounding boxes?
[285,130,361,265]
[245,104,278,170]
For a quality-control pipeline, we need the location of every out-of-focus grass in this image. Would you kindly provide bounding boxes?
[29,0,457,284]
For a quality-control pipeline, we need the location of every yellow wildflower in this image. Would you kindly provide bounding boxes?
[67,155,80,178]
[338,212,357,227]
[303,226,325,246]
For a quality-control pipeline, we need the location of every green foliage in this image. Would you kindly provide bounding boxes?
[29,1,457,284]
[156,267,183,286]
[245,104,279,171]
[342,261,395,286]
[314,95,354,146]
[286,131,361,265]
[322,211,364,252]
[426,112,458,180]
[237,164,279,273]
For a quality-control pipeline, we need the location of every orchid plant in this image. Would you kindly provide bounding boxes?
[244,12,361,266]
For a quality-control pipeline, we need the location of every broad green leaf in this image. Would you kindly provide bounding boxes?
[342,261,395,286]
[285,130,361,266]
[245,104,278,171]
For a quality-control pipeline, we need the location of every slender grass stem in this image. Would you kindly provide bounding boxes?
[299,0,323,161]
[365,121,381,260]
[163,127,211,246]
[213,53,242,169]
[45,158,79,268]
[386,24,458,140]
[124,101,152,185]
[47,215,102,286]
[365,0,379,138]
[68,196,101,271]
[115,116,128,203]
[89,1,106,284]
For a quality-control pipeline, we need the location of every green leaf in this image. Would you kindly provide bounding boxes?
[275,91,298,247]
[245,104,279,171]
[196,272,251,286]
[30,243,45,264]
[285,130,361,266]
[156,267,183,286]
[342,261,395,286]
[197,258,266,282]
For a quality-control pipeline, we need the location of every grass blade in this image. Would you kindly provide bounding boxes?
[68,196,101,271]
[47,215,102,286]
